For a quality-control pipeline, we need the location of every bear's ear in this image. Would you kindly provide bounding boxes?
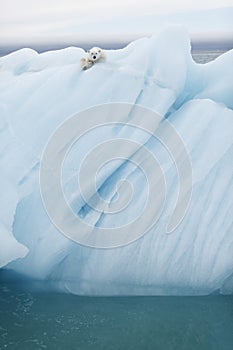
[87,50,90,53]
[98,50,101,53]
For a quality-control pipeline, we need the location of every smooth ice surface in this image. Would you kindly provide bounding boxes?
[0,26,232,295]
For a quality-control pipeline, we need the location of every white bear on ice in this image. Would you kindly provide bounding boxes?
[80,47,106,70]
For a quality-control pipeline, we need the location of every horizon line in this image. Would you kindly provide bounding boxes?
[0,32,233,56]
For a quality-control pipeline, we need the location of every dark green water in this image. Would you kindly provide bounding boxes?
[0,282,232,350]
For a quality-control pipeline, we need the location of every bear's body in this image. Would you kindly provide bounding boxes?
[80,47,106,70]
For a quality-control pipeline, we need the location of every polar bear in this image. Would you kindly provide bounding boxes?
[80,47,106,70]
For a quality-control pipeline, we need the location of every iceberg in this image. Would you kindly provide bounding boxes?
[0,26,232,295]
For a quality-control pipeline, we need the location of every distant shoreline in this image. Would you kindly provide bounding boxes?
[0,37,232,57]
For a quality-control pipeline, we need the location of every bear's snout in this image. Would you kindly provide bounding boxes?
[93,55,96,60]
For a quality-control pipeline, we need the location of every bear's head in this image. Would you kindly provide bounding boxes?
[87,47,104,62]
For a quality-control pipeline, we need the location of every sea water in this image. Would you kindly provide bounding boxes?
[0,281,232,350]
[192,50,226,63]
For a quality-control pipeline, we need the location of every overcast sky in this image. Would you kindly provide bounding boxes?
[0,0,233,43]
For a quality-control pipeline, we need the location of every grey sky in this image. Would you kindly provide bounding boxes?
[0,0,233,43]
